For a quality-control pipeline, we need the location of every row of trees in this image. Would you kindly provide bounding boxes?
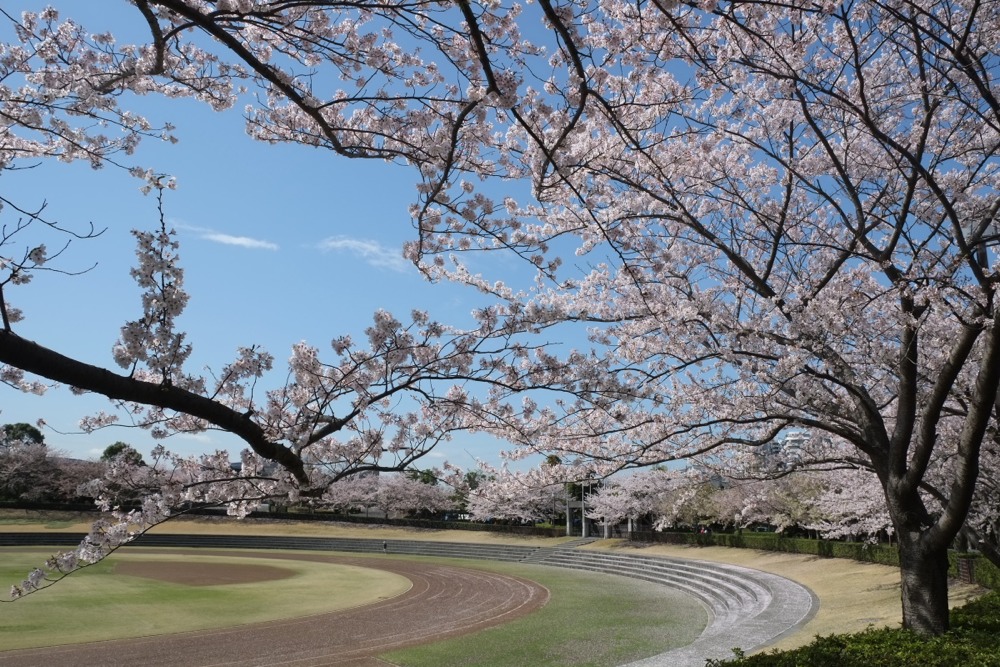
[466,433,1000,570]
[6,418,988,555]
[0,0,997,636]
[0,423,145,504]
[1,419,463,518]
[322,472,458,518]
[583,466,950,544]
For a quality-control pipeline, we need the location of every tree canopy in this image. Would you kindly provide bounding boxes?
[100,442,145,466]
[0,0,997,636]
[1,423,44,447]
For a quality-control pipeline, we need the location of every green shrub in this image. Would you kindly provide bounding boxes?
[949,552,1000,590]
[632,530,910,568]
[708,592,1000,667]
[716,533,901,567]
[978,558,1000,589]
[949,588,1000,633]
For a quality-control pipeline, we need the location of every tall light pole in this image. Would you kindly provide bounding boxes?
[565,484,572,536]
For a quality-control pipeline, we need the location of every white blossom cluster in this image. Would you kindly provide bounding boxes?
[0,2,998,631]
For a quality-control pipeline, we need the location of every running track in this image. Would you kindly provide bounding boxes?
[0,551,550,667]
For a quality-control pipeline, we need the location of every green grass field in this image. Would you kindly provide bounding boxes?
[385,558,707,667]
[0,548,707,666]
[0,550,409,650]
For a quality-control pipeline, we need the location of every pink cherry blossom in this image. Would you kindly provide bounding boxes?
[0,2,997,637]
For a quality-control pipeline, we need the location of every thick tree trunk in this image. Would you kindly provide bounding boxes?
[897,534,951,635]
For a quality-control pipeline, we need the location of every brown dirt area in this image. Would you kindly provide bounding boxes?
[114,559,297,586]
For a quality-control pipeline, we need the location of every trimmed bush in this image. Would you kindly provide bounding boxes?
[979,558,1000,589]
[629,531,902,567]
[631,531,1000,579]
[950,551,1000,590]
[708,591,1000,666]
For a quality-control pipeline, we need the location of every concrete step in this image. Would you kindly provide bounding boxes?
[535,550,767,606]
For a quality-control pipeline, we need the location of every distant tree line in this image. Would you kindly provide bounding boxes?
[0,423,140,504]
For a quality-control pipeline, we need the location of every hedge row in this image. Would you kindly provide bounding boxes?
[709,591,1000,666]
[629,530,999,589]
[280,512,564,537]
[628,530,901,565]
[951,551,1000,590]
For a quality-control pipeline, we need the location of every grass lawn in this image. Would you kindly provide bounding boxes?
[0,513,82,530]
[384,558,707,667]
[0,546,707,665]
[3,510,994,664]
[0,550,410,650]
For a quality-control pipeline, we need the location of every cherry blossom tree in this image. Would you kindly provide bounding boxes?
[3,189,549,596]
[726,428,1000,562]
[321,473,379,514]
[403,1,996,635]
[966,433,1000,567]
[585,468,680,531]
[0,1,997,636]
[0,4,567,598]
[693,437,877,536]
[374,473,457,516]
[802,467,894,542]
[320,472,456,516]
[0,423,103,502]
[0,431,54,501]
[464,465,566,524]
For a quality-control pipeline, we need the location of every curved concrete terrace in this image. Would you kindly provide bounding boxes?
[1,532,817,666]
[527,542,817,666]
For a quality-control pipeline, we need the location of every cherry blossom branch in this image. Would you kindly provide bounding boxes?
[0,329,310,485]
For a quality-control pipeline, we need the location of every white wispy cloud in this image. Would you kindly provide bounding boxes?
[318,236,410,273]
[176,223,279,251]
[176,432,215,444]
[201,232,279,250]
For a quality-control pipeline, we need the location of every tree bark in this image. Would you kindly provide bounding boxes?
[897,532,952,635]
[0,329,310,485]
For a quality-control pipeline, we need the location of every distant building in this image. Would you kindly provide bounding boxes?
[755,431,808,472]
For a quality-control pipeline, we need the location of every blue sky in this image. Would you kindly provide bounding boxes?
[1,5,526,469]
